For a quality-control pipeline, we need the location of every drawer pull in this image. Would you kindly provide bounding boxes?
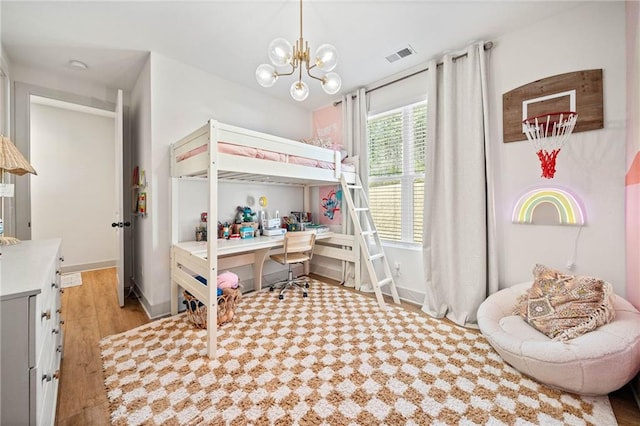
[53,370,61,380]
[42,374,52,382]
[59,319,65,325]
[59,256,65,262]
[57,345,63,353]
[41,310,51,320]
[52,328,60,335]
[60,288,65,294]
[56,308,62,314]
[51,282,59,289]
[56,270,61,275]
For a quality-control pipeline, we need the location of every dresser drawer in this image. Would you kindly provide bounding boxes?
[37,342,61,426]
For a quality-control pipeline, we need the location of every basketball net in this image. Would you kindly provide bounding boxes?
[522,112,578,179]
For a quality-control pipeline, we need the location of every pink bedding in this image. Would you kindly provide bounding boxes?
[176,141,355,172]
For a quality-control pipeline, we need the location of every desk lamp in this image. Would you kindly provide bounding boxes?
[0,135,37,245]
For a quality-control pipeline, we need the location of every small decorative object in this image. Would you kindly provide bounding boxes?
[218,222,230,239]
[235,205,257,224]
[136,192,147,216]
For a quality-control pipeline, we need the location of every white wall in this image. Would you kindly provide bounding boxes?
[30,102,116,270]
[491,2,626,294]
[11,63,122,107]
[356,1,627,305]
[130,55,152,300]
[133,52,313,317]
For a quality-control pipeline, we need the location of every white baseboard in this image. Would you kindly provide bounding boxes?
[61,260,116,274]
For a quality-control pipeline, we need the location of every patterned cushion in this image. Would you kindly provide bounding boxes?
[514,264,616,341]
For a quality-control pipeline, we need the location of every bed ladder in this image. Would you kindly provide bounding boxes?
[340,175,401,309]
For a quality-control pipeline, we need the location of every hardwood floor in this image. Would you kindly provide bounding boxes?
[55,270,639,425]
[56,268,148,426]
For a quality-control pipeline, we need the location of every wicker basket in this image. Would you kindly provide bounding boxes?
[183,287,242,329]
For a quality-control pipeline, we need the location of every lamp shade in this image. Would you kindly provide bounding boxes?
[0,135,37,176]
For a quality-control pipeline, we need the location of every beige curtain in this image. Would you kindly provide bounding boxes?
[421,42,498,327]
[341,88,368,288]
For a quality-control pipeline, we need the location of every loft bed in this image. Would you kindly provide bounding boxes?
[170,119,360,358]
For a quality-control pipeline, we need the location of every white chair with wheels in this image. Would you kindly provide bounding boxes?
[269,231,316,300]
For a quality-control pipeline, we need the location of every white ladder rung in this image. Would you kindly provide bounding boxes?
[354,207,369,212]
[378,278,393,287]
[369,253,385,261]
[347,184,363,190]
[361,230,377,236]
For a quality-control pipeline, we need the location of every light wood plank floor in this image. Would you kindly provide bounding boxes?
[56,269,639,425]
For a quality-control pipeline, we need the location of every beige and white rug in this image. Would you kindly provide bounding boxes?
[101,281,616,425]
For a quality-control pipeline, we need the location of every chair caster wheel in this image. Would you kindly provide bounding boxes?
[278,294,284,300]
[304,282,310,288]
[303,292,308,297]
[269,287,274,292]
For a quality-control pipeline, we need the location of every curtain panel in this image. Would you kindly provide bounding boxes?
[421,42,498,327]
[341,88,369,288]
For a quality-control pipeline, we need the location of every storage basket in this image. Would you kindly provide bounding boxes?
[183,287,242,329]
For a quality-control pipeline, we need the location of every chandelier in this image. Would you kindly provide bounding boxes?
[255,0,341,102]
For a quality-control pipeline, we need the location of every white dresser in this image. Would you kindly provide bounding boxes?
[1,239,64,426]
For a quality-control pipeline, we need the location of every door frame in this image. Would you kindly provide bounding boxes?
[13,82,133,284]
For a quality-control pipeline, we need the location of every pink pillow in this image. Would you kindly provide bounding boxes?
[217,271,239,289]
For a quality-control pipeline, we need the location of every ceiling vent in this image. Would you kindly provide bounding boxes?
[385,45,416,63]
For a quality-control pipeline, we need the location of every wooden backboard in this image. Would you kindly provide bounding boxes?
[503,69,603,143]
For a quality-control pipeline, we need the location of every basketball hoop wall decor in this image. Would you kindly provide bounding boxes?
[522,111,578,178]
[503,69,603,179]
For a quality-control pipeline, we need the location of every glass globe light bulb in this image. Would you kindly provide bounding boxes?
[256,64,277,87]
[290,80,309,102]
[268,38,293,67]
[315,44,338,72]
[321,72,342,95]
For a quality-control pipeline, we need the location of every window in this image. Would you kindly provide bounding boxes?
[367,101,426,244]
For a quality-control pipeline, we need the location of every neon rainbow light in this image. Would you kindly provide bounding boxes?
[512,187,586,225]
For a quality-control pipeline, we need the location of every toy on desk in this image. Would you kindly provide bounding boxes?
[217,222,230,239]
[284,215,301,232]
[235,206,257,223]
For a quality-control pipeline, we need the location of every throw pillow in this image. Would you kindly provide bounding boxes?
[514,264,616,341]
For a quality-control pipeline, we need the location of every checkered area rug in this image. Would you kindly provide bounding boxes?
[101,281,616,425]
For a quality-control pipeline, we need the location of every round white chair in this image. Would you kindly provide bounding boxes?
[477,282,640,395]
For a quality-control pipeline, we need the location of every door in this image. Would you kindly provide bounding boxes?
[114,89,125,307]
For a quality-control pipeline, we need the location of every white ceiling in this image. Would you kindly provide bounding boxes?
[1,1,585,111]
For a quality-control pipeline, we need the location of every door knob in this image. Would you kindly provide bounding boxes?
[111,222,131,228]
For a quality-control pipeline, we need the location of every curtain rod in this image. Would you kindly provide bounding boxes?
[333,41,493,106]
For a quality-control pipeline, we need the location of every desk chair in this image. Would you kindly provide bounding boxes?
[269,231,316,299]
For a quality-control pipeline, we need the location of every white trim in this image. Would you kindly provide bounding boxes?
[30,95,115,118]
[521,89,576,131]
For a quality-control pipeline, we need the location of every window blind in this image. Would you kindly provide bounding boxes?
[367,101,426,244]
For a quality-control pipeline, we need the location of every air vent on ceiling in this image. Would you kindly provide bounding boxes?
[385,45,416,63]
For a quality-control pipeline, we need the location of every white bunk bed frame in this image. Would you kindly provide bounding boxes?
[170,119,360,358]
